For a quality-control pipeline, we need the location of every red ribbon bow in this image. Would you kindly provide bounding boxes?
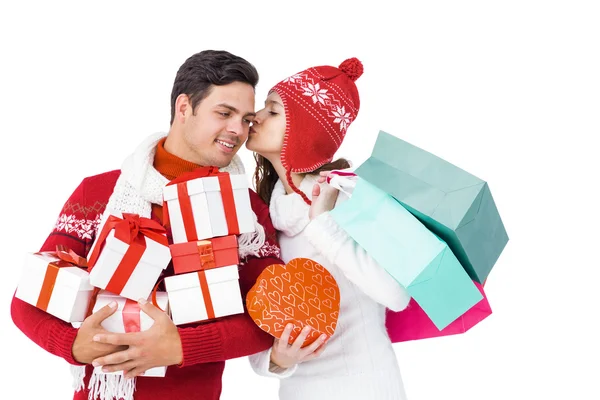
[87,213,168,295]
[54,245,89,268]
[165,166,220,186]
[113,213,169,248]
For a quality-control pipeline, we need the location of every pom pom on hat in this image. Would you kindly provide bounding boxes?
[339,57,363,81]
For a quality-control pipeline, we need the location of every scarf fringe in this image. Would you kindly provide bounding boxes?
[88,370,136,400]
[72,366,137,400]
[71,365,86,392]
[71,366,137,400]
[238,213,266,259]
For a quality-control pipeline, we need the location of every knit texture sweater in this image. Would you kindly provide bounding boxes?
[249,175,411,400]
[11,133,283,400]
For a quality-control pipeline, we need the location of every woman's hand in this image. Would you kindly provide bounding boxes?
[309,172,340,220]
[270,324,328,369]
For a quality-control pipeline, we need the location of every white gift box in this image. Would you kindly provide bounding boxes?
[163,173,255,243]
[15,252,93,322]
[88,210,171,301]
[165,265,244,325]
[93,290,170,377]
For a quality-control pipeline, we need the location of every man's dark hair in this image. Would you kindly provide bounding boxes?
[170,50,259,124]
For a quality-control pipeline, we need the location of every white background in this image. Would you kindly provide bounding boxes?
[1,1,598,399]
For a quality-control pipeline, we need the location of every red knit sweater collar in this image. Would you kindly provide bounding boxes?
[153,137,201,180]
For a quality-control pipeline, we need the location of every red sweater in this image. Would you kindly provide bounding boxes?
[11,165,282,400]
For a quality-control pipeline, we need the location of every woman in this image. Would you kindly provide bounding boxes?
[246,58,411,399]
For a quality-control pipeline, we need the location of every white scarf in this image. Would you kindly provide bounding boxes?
[269,176,315,237]
[71,132,266,400]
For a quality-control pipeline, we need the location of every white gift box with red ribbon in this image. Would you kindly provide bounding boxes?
[87,210,171,302]
[92,290,170,377]
[162,168,255,243]
[165,265,244,325]
[16,249,93,323]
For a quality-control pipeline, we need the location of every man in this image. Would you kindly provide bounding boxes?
[11,50,283,400]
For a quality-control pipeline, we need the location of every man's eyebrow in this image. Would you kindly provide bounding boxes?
[216,103,255,118]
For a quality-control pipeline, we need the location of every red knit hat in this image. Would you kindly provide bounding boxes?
[270,57,364,204]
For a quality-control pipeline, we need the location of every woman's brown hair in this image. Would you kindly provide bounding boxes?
[253,154,351,205]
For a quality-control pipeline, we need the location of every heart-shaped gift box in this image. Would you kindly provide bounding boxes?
[247,258,340,347]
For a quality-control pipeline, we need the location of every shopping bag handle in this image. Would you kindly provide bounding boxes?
[326,170,357,198]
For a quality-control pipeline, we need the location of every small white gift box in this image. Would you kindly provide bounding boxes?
[163,171,255,243]
[92,290,170,377]
[88,210,171,301]
[165,265,244,325]
[15,251,93,322]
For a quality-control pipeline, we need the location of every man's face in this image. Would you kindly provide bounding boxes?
[175,81,256,167]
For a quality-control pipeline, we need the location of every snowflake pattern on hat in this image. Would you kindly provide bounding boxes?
[278,71,357,137]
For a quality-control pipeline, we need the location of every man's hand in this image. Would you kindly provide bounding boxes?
[91,298,183,379]
[72,301,127,364]
[270,324,328,369]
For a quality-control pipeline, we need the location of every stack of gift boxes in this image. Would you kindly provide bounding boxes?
[15,167,256,377]
[162,167,255,325]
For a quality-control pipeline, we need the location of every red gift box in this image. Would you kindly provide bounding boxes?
[170,235,239,274]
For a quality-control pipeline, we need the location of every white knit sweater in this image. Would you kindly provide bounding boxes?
[249,175,411,400]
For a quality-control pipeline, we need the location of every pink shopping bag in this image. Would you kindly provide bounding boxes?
[386,281,492,342]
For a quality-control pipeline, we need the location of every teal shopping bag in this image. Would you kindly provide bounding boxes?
[355,131,509,283]
[330,177,482,330]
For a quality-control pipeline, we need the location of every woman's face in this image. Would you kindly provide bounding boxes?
[246,91,286,160]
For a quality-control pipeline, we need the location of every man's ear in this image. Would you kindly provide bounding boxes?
[174,94,191,124]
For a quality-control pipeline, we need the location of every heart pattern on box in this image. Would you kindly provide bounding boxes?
[246,258,340,347]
